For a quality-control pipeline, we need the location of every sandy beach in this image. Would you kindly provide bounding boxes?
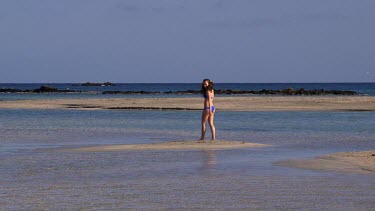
[67,140,270,152]
[1,96,375,111]
[276,150,375,174]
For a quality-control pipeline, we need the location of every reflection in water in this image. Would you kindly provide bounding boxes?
[200,150,217,170]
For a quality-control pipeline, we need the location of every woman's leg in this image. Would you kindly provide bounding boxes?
[200,110,209,140]
[208,112,216,140]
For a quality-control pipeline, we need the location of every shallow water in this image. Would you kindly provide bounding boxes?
[1,109,374,209]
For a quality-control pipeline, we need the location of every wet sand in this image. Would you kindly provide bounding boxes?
[68,140,270,152]
[276,150,375,174]
[1,96,375,111]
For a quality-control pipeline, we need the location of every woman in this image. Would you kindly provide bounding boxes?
[199,79,216,141]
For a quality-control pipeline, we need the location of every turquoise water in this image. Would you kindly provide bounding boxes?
[1,108,374,209]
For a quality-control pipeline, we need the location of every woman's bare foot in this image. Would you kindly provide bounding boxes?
[197,139,206,143]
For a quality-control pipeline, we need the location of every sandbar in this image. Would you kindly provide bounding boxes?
[68,140,270,152]
[0,96,375,111]
[276,150,375,175]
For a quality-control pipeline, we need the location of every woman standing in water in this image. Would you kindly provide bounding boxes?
[200,79,216,141]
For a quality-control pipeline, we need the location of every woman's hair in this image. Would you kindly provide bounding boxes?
[201,79,214,96]
[208,81,214,91]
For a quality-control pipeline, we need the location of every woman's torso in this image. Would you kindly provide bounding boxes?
[204,90,214,108]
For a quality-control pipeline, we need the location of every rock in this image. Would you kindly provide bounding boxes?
[1,86,358,96]
[0,88,30,93]
[33,85,59,93]
[101,88,357,95]
[33,86,79,93]
[102,82,115,86]
[284,87,295,95]
[81,82,116,86]
[81,82,102,86]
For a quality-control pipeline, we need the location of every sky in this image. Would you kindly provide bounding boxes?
[0,0,374,83]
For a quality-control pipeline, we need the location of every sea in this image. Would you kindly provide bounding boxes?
[1,83,374,210]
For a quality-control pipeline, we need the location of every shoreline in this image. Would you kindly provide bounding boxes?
[276,150,375,175]
[0,96,375,111]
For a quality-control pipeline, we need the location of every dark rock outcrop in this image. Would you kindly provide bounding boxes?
[0,88,32,93]
[102,91,162,94]
[82,82,101,86]
[81,82,116,86]
[102,88,358,96]
[107,107,201,110]
[33,85,59,93]
[1,86,79,93]
[34,86,80,93]
[102,82,115,86]
[0,86,358,96]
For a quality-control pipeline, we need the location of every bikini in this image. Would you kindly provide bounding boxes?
[203,93,215,112]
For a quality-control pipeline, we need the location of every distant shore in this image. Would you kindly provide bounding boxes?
[0,96,374,111]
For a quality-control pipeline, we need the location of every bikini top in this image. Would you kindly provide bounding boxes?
[203,92,214,99]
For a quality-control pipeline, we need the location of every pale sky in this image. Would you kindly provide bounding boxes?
[0,0,374,83]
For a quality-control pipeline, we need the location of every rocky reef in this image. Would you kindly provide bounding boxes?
[102,88,357,96]
[216,88,357,95]
[0,86,79,93]
[1,86,358,95]
[75,82,116,86]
